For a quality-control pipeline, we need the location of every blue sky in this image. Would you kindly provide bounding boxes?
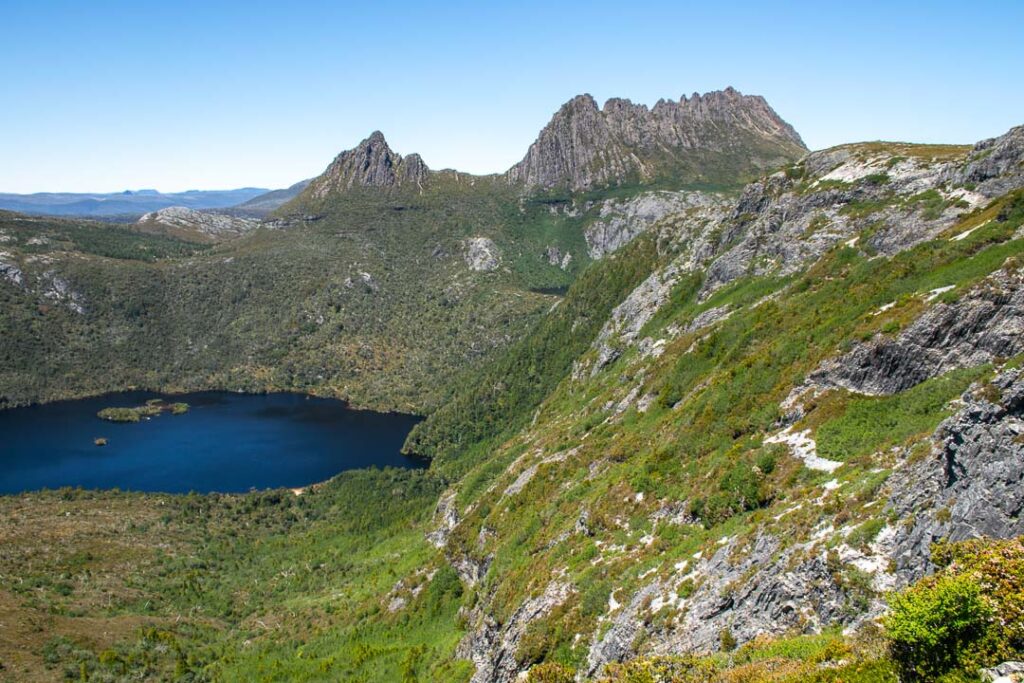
[1,0,1022,193]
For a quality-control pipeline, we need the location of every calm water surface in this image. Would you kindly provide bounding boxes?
[0,391,424,494]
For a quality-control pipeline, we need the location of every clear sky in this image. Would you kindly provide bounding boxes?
[2,0,1022,193]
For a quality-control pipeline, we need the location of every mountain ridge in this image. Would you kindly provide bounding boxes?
[289,88,806,210]
[506,86,806,192]
[0,187,271,218]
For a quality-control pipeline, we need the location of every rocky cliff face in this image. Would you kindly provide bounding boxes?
[307,131,429,199]
[809,265,1024,396]
[889,366,1024,583]
[507,88,807,192]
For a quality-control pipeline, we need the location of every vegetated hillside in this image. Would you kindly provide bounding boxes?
[12,99,1024,683]
[0,89,805,412]
[3,123,1021,683]
[0,183,561,412]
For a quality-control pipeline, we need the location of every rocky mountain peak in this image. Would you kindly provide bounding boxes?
[307,131,430,199]
[507,87,807,192]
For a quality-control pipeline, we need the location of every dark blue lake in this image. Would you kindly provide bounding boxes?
[0,391,425,494]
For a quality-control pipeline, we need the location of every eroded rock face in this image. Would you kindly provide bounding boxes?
[588,261,684,376]
[954,125,1024,198]
[584,191,720,259]
[307,131,429,198]
[810,266,1024,396]
[457,581,574,683]
[40,269,85,314]
[580,195,730,378]
[584,533,851,675]
[465,237,501,272]
[137,206,261,239]
[0,251,24,287]
[507,88,806,192]
[888,367,1024,580]
[427,489,460,549]
[697,126,1024,300]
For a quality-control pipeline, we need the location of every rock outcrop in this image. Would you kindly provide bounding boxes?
[137,206,261,240]
[888,366,1024,581]
[0,250,24,287]
[458,581,574,683]
[307,131,429,198]
[809,265,1024,396]
[696,126,1024,300]
[465,237,501,272]
[953,125,1024,198]
[584,191,721,259]
[507,88,807,192]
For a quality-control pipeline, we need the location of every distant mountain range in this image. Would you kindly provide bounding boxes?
[236,179,312,212]
[0,187,271,218]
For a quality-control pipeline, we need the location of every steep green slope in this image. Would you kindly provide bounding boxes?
[404,233,665,478]
[411,130,1024,681]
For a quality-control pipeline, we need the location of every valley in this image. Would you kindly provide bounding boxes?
[2,87,1024,683]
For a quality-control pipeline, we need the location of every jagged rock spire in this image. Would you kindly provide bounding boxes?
[507,87,807,192]
[308,131,429,198]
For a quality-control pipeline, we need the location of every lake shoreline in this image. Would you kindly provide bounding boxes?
[0,390,427,495]
[0,382,428,418]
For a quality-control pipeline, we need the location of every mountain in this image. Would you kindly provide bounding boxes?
[305,131,431,198]
[0,187,270,218]
[235,178,312,213]
[507,87,807,192]
[8,93,1024,683]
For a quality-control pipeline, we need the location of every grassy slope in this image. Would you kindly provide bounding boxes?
[0,469,466,682]
[8,187,1021,682]
[412,188,1024,674]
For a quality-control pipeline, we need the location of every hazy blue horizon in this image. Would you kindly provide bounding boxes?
[2,0,1022,193]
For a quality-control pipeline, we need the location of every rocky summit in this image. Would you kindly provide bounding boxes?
[507,87,807,191]
[306,130,430,198]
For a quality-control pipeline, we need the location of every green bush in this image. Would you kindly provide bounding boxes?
[884,573,991,680]
[884,537,1024,681]
[526,662,576,682]
[97,407,141,423]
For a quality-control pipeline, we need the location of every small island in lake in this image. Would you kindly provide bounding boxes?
[97,399,190,423]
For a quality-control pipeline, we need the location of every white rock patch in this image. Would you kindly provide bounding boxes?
[925,285,955,301]
[873,301,896,315]
[765,426,842,472]
[465,237,501,272]
[951,220,989,241]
